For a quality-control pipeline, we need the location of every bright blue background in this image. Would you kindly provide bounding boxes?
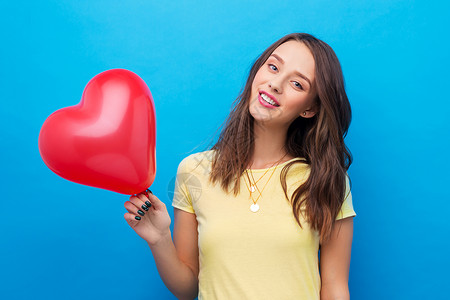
[1,1,448,299]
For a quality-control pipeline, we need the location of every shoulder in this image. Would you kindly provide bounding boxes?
[177,149,216,174]
[283,158,310,181]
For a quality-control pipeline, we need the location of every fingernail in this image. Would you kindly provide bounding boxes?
[135,216,141,220]
[146,189,153,194]
[137,210,145,216]
[145,201,152,208]
[141,204,149,211]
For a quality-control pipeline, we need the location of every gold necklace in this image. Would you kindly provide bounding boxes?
[243,154,288,212]
[246,163,273,193]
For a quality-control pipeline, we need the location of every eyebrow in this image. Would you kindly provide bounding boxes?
[270,53,312,88]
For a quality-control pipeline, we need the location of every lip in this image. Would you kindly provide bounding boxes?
[258,90,280,108]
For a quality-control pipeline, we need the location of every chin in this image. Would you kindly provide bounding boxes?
[249,104,277,123]
[250,112,271,123]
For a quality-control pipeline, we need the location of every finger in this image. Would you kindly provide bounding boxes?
[129,194,150,210]
[133,194,152,212]
[128,196,148,217]
[124,212,142,225]
[124,201,145,215]
[143,191,166,210]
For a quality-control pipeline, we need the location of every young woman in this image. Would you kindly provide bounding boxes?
[124,33,356,300]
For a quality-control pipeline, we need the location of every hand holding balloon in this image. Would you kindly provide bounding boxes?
[124,189,172,246]
[38,69,156,194]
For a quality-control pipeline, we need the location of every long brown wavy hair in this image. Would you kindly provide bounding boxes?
[209,33,352,244]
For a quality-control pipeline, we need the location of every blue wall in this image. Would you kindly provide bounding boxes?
[1,1,448,299]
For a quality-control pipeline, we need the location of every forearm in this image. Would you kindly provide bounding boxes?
[320,287,350,300]
[148,230,198,300]
[320,296,349,300]
[320,283,349,300]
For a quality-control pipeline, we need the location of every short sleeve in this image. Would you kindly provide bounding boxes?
[172,157,195,214]
[335,175,356,220]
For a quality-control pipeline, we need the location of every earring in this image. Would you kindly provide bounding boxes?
[303,112,306,116]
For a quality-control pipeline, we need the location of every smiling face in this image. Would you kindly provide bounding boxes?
[249,40,318,126]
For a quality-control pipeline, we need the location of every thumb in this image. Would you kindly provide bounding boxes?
[144,189,166,210]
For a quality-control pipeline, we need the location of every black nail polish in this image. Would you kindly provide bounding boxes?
[137,210,145,216]
[146,189,153,194]
[141,204,149,211]
[145,201,152,208]
[135,216,141,220]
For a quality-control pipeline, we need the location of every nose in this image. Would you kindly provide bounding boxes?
[268,80,282,94]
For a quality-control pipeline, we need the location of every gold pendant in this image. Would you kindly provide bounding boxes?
[250,203,260,212]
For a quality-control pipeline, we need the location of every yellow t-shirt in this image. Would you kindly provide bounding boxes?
[172,150,356,300]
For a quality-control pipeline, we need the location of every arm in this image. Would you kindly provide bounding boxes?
[319,217,354,300]
[149,207,199,300]
[125,193,199,300]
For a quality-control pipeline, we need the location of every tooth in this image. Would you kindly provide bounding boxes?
[261,93,278,106]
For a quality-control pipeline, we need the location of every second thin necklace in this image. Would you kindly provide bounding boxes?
[244,154,287,213]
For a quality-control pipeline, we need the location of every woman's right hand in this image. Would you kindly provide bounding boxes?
[124,190,172,246]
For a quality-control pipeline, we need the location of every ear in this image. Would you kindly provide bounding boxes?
[301,110,316,118]
[300,102,319,119]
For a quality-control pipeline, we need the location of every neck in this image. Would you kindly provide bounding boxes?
[250,122,294,169]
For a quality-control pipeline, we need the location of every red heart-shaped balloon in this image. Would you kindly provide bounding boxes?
[38,69,156,195]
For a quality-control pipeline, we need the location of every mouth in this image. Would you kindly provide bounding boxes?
[258,91,280,108]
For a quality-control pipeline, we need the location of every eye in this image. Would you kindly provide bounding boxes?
[268,64,278,71]
[293,81,304,90]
